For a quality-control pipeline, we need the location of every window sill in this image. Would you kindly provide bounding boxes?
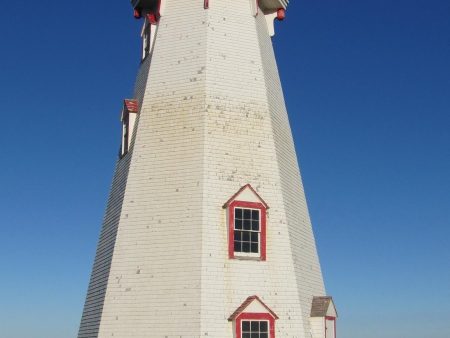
[233,255,263,261]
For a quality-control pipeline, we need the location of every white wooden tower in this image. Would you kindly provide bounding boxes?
[78,1,337,337]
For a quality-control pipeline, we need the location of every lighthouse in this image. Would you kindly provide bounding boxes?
[77,1,337,337]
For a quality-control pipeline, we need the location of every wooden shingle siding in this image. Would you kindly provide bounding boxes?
[77,0,327,337]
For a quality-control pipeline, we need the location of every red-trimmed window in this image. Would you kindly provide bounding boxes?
[236,313,275,338]
[228,201,266,260]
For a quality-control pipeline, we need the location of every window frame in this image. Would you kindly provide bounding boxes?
[228,200,266,261]
[235,313,275,338]
[121,112,130,156]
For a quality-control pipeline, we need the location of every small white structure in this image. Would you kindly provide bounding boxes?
[77,0,337,337]
[310,297,338,338]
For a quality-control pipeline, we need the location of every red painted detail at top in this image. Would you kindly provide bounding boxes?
[146,12,159,24]
[134,0,161,22]
[276,8,285,21]
[133,9,142,19]
[124,99,139,113]
[204,0,209,9]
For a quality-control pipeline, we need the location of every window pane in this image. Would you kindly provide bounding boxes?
[243,231,250,241]
[252,210,259,219]
[244,209,251,219]
[235,208,243,219]
[260,321,268,332]
[235,219,243,230]
[252,220,260,231]
[234,241,241,252]
[251,333,258,338]
[242,334,250,338]
[235,231,242,241]
[243,220,251,230]
[251,243,259,253]
[251,232,258,242]
[251,321,259,331]
[242,321,250,331]
[260,334,268,338]
[242,242,250,252]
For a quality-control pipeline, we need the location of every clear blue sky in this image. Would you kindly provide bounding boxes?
[0,1,449,337]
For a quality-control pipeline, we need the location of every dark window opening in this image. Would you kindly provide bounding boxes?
[241,320,269,338]
[234,207,260,254]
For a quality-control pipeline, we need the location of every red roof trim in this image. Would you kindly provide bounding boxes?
[123,99,139,113]
[222,184,269,209]
[228,295,279,321]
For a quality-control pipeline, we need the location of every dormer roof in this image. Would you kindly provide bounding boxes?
[228,296,279,321]
[222,184,269,209]
[121,99,139,122]
[310,296,338,318]
[124,99,139,113]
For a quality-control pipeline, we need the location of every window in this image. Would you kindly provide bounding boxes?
[241,320,269,338]
[223,185,268,261]
[120,99,139,157]
[121,113,129,155]
[142,22,151,60]
[229,201,266,260]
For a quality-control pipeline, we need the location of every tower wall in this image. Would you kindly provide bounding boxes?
[78,55,152,338]
[95,1,208,336]
[78,1,326,337]
[199,1,325,336]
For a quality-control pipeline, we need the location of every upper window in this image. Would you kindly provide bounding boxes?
[223,185,268,261]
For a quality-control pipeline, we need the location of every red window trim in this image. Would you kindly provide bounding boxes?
[228,200,267,261]
[324,316,337,338]
[235,313,275,338]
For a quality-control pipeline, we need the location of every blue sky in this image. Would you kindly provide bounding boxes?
[0,1,449,337]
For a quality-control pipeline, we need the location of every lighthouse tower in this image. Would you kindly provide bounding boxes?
[78,1,337,337]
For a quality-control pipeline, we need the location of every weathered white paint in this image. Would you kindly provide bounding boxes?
[326,302,337,318]
[325,318,335,338]
[128,113,137,147]
[250,0,259,16]
[310,317,325,338]
[244,299,271,314]
[78,0,326,337]
[232,187,263,204]
[264,12,277,37]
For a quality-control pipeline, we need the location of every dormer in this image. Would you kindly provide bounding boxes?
[120,99,139,157]
[223,184,269,261]
[228,295,278,338]
[310,296,338,338]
